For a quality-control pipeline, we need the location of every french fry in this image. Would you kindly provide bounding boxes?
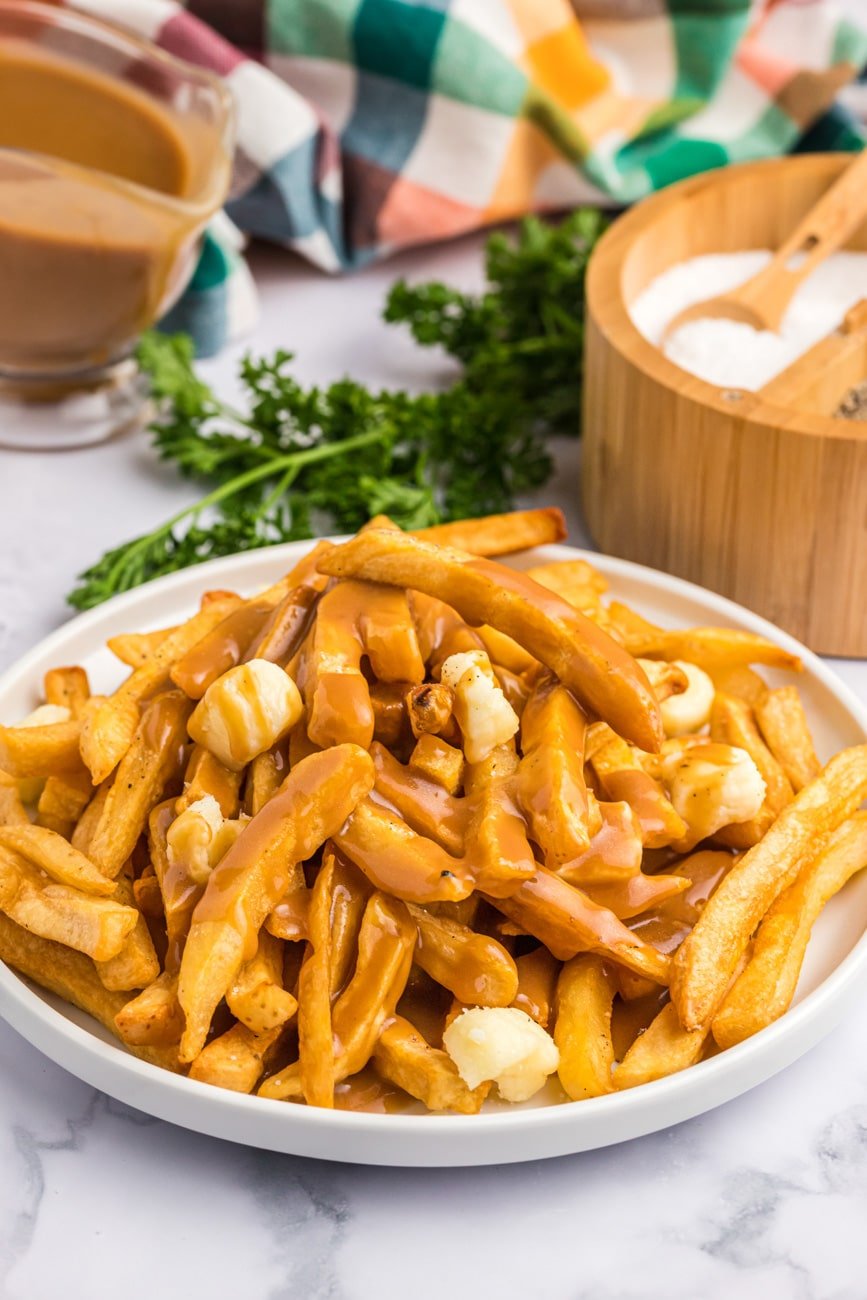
[607,603,801,673]
[463,747,537,897]
[95,869,160,991]
[81,592,239,784]
[227,930,298,1036]
[263,861,309,943]
[671,746,867,1030]
[107,627,176,668]
[707,664,768,706]
[526,558,608,615]
[178,745,375,1062]
[369,681,410,748]
[410,592,485,670]
[114,971,184,1047]
[176,746,242,819]
[0,849,137,961]
[511,947,560,1029]
[711,692,793,828]
[408,734,465,794]
[44,666,90,717]
[170,595,286,699]
[318,532,663,753]
[87,692,192,879]
[409,903,519,1006]
[244,749,284,817]
[413,508,567,556]
[297,850,338,1107]
[613,1002,709,1089]
[0,718,83,779]
[0,773,29,827]
[557,801,643,887]
[374,1016,490,1113]
[334,798,473,904]
[406,682,455,739]
[590,729,687,848]
[0,912,180,1071]
[133,871,164,920]
[259,892,415,1100]
[554,955,617,1099]
[517,673,592,862]
[245,571,327,666]
[70,781,110,855]
[712,813,867,1048]
[36,769,93,837]
[491,866,671,985]
[582,871,690,919]
[477,625,537,675]
[326,849,371,997]
[370,742,464,856]
[755,686,820,793]
[0,825,115,895]
[189,1022,284,1093]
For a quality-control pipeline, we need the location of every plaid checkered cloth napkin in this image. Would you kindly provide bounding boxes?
[68,0,867,354]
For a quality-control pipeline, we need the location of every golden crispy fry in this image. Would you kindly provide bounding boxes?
[170,586,297,699]
[318,532,663,753]
[414,508,566,556]
[264,861,309,943]
[177,746,242,819]
[0,912,180,1071]
[582,872,690,919]
[554,955,617,1099]
[671,746,867,1030]
[36,769,93,837]
[370,742,464,855]
[228,930,298,1036]
[527,557,608,601]
[477,625,537,675]
[410,592,485,671]
[711,692,793,824]
[189,1022,284,1093]
[133,871,164,919]
[712,813,867,1048]
[326,850,371,998]
[613,1002,709,1089]
[0,849,137,961]
[178,745,375,1062]
[44,666,90,717]
[557,801,643,887]
[259,892,415,1100]
[334,798,473,904]
[114,971,184,1047]
[755,686,820,793]
[512,947,560,1029]
[298,850,338,1107]
[409,903,518,1006]
[409,734,465,794]
[0,825,114,895]
[707,664,768,706]
[463,748,537,897]
[0,718,83,779]
[369,680,410,748]
[107,628,176,668]
[86,691,191,880]
[518,673,592,863]
[590,729,687,848]
[491,866,670,985]
[374,1016,490,1113]
[70,782,110,855]
[608,603,802,673]
[95,869,161,991]
[244,749,284,816]
[81,593,239,784]
[0,773,29,827]
[245,557,329,665]
[406,682,455,739]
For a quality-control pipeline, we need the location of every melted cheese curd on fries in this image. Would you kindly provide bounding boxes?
[2,507,866,1114]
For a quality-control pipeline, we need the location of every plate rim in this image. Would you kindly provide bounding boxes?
[2,539,866,1164]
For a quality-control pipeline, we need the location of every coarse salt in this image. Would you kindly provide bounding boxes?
[629,250,867,391]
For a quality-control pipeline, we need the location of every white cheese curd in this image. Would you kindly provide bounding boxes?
[659,661,715,737]
[443,1006,560,1103]
[188,659,302,771]
[661,743,766,842]
[439,650,519,764]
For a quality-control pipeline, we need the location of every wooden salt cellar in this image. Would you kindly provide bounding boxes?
[582,154,867,657]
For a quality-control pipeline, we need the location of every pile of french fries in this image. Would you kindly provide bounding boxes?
[1,506,866,1114]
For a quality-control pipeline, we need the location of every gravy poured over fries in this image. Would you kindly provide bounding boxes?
[1,507,865,1113]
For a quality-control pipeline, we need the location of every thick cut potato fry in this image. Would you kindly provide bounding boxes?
[591,730,687,848]
[512,947,560,1029]
[245,571,327,667]
[711,692,793,822]
[413,508,566,556]
[0,718,83,779]
[81,593,239,784]
[408,734,464,794]
[708,664,768,706]
[583,872,690,919]
[491,866,670,984]
[410,592,485,671]
[0,774,29,827]
[107,627,176,668]
[298,850,338,1108]
[178,745,375,1062]
[477,625,537,675]
[244,749,284,817]
[95,869,161,991]
[0,825,114,895]
[554,955,617,1100]
[713,813,867,1048]
[607,603,802,673]
[463,760,537,897]
[0,849,137,961]
[114,971,184,1047]
[334,798,473,904]
[671,746,867,1030]
[228,930,298,1036]
[259,891,416,1101]
[0,912,180,1071]
[87,691,191,880]
[755,686,820,793]
[264,861,309,943]
[526,559,608,616]
[36,769,93,836]
[374,1016,490,1113]
[318,532,663,753]
[557,801,643,887]
[189,1022,283,1093]
[371,742,465,856]
[44,666,90,717]
[170,593,290,699]
[613,1002,709,1089]
[369,680,410,748]
[409,903,519,1006]
[70,782,110,855]
[177,746,242,819]
[518,673,592,863]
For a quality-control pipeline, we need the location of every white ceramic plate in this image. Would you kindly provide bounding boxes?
[1,542,866,1167]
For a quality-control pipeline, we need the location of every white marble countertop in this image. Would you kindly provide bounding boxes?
[2,233,866,1300]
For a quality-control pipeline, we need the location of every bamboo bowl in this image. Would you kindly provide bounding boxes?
[581,154,867,657]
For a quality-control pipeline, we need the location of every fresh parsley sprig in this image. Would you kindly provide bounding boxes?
[69,211,605,610]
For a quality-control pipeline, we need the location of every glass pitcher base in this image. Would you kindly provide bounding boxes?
[0,358,150,450]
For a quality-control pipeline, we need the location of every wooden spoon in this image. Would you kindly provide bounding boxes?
[662,149,867,341]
